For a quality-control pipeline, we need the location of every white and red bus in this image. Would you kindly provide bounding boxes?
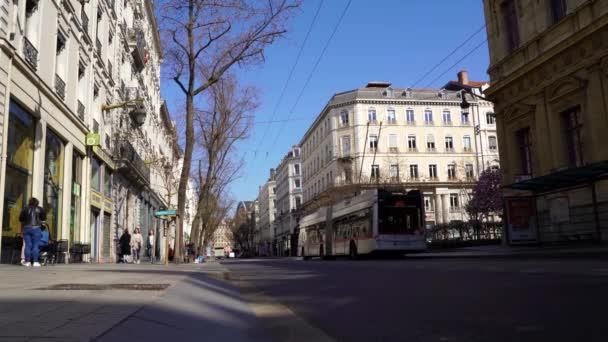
[298,189,426,259]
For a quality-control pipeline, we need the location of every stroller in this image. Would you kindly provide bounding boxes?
[39,223,56,265]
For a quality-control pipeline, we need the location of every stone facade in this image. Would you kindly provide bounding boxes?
[257,169,276,255]
[0,0,189,263]
[299,82,497,227]
[482,0,608,243]
[274,145,302,256]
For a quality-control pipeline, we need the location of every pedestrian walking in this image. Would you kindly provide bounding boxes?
[131,228,143,264]
[119,229,131,263]
[18,197,46,267]
[147,229,156,264]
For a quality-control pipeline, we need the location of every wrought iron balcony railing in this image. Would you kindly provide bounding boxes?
[96,38,102,55]
[23,37,38,70]
[55,74,66,100]
[81,9,89,35]
[113,140,150,186]
[127,24,147,71]
[77,100,85,121]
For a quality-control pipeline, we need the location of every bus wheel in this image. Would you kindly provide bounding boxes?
[349,242,358,260]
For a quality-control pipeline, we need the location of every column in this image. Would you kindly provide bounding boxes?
[442,194,450,224]
[435,193,443,224]
[32,120,46,199]
[61,143,74,240]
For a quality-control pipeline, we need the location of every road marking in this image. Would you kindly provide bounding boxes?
[228,273,336,342]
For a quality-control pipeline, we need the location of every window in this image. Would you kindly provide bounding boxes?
[450,194,459,209]
[341,136,351,156]
[563,106,584,167]
[104,170,112,197]
[429,164,437,179]
[390,164,399,180]
[447,164,456,179]
[424,109,433,123]
[486,112,496,125]
[516,127,532,175]
[340,110,349,125]
[407,135,417,150]
[502,0,520,52]
[294,148,300,157]
[368,109,377,122]
[406,109,415,123]
[294,164,300,175]
[427,134,436,151]
[369,135,378,150]
[344,167,353,183]
[295,196,302,208]
[488,136,498,151]
[371,165,380,180]
[424,197,434,212]
[294,178,301,188]
[389,134,398,151]
[387,109,396,122]
[409,164,419,179]
[91,157,101,191]
[463,136,472,151]
[551,0,567,23]
[445,136,454,150]
[442,110,452,124]
[465,164,474,179]
[461,111,469,124]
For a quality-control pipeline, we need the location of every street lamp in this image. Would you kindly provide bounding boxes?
[101,98,147,127]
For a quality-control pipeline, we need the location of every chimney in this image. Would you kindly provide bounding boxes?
[457,70,469,85]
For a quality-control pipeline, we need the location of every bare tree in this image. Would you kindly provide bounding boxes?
[189,74,257,254]
[158,0,300,261]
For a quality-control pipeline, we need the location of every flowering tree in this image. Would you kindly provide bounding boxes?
[465,169,502,238]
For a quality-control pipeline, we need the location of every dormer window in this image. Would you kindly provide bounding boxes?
[383,87,394,98]
[404,88,413,98]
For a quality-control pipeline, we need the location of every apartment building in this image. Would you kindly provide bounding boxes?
[482,0,608,243]
[257,169,276,255]
[274,146,302,256]
[0,0,185,263]
[300,82,496,227]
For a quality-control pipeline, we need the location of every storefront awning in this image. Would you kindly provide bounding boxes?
[504,160,608,192]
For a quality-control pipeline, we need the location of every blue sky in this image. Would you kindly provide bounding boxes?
[162,0,490,203]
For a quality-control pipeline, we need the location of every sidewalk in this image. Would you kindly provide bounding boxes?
[407,244,608,258]
[0,262,267,342]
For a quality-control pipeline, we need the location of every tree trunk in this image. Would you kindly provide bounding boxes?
[176,94,194,263]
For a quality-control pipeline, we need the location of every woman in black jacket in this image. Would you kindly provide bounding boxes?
[19,197,46,267]
[118,229,131,263]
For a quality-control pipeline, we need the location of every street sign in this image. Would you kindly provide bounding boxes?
[86,133,100,146]
[155,209,177,217]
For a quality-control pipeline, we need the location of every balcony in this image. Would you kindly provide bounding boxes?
[427,147,436,152]
[406,120,416,126]
[445,147,455,153]
[425,120,434,126]
[389,147,399,153]
[443,120,453,126]
[23,37,38,70]
[81,9,89,36]
[407,147,417,153]
[77,100,85,121]
[54,74,66,100]
[127,24,147,71]
[387,119,397,125]
[113,140,150,186]
[96,38,102,56]
[463,147,473,153]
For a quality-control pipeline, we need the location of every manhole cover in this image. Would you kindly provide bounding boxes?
[40,283,171,291]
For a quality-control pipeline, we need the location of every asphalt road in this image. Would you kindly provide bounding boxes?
[223,257,608,342]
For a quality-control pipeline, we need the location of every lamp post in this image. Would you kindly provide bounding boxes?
[101,98,147,127]
[460,89,487,173]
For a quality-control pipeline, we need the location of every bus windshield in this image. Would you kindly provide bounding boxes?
[377,190,423,235]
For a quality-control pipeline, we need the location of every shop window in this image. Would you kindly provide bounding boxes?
[91,157,101,191]
[43,129,65,239]
[3,101,36,239]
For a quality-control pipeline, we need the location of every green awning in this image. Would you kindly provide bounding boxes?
[504,160,608,192]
